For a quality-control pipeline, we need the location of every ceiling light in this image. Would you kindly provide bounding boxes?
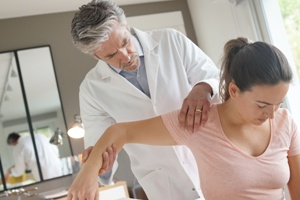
[7,84,13,91]
[11,69,18,77]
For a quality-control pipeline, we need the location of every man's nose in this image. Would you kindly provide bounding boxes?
[118,48,130,62]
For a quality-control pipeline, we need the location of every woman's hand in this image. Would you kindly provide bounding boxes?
[67,164,100,200]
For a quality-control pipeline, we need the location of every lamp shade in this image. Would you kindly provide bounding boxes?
[68,114,85,139]
[50,128,63,145]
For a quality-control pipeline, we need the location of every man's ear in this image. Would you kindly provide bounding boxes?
[228,81,240,98]
[93,54,102,60]
[125,22,130,31]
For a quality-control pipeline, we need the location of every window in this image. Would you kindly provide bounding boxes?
[19,126,52,139]
[256,0,300,127]
[278,0,300,78]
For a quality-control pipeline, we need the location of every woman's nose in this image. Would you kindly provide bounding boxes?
[264,106,276,119]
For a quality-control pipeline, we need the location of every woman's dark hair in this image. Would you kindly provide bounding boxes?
[219,37,293,101]
[7,132,21,145]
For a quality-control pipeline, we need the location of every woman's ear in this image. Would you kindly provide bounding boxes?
[228,81,240,98]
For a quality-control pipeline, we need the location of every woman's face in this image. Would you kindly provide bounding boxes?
[232,81,290,125]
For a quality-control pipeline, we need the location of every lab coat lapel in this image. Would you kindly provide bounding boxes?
[99,62,151,100]
[133,28,159,104]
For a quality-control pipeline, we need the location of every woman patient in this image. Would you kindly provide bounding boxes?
[67,37,300,200]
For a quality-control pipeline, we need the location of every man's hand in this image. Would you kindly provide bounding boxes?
[5,170,10,182]
[4,165,15,182]
[178,83,212,132]
[82,144,117,175]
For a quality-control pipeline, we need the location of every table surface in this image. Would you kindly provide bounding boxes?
[51,181,140,200]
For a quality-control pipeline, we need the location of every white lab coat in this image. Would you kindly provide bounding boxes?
[11,134,62,181]
[80,28,220,200]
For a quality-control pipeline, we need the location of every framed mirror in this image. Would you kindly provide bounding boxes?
[0,46,73,191]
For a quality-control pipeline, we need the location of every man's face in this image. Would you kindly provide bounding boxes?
[9,141,18,146]
[94,23,140,71]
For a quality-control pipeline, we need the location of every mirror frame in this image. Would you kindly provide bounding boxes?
[0,45,73,191]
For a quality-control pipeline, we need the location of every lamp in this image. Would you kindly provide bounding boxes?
[68,114,85,139]
[50,128,63,145]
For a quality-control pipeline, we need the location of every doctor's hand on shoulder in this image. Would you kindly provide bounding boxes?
[178,82,213,133]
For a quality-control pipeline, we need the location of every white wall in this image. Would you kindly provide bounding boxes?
[187,0,262,67]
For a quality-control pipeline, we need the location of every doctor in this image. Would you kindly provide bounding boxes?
[5,132,62,181]
[70,0,220,199]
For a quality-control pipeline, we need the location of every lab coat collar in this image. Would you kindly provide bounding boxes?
[132,28,159,102]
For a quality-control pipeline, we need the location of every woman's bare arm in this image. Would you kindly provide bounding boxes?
[67,115,176,200]
[287,154,300,200]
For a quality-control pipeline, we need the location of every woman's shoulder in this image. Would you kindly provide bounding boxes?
[274,108,298,130]
[275,107,293,120]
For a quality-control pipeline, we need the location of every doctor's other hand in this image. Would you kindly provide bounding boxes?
[178,83,212,132]
[82,144,117,175]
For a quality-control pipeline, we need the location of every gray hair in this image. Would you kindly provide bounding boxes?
[71,0,127,55]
